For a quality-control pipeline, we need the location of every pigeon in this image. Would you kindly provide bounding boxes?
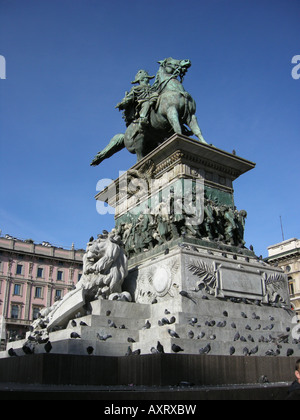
[22,343,34,354]
[209,334,216,340]
[255,324,261,330]
[231,322,237,329]
[243,347,249,356]
[249,345,258,355]
[8,348,18,357]
[287,348,294,357]
[106,310,111,316]
[217,321,226,328]
[151,298,158,304]
[86,346,94,355]
[89,236,94,242]
[71,320,77,327]
[150,347,159,354]
[252,313,260,320]
[142,320,151,330]
[223,311,228,317]
[132,349,141,356]
[70,332,81,339]
[44,341,52,353]
[179,290,196,304]
[188,317,198,326]
[161,317,170,325]
[245,325,252,331]
[188,330,194,339]
[108,320,117,328]
[97,333,112,341]
[168,329,180,338]
[265,349,277,356]
[164,309,171,315]
[80,321,88,326]
[234,332,240,341]
[201,295,209,300]
[240,336,247,342]
[241,312,247,319]
[157,341,164,353]
[199,344,211,354]
[164,248,169,255]
[229,346,235,355]
[232,149,236,155]
[247,335,255,343]
[172,344,184,353]
[197,332,205,339]
[127,337,136,343]
[125,346,132,356]
[169,316,176,324]
[205,320,216,327]
[119,324,126,329]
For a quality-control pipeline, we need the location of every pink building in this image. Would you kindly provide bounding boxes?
[0,235,84,345]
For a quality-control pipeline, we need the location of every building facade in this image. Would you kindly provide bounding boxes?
[267,238,300,315]
[0,235,84,345]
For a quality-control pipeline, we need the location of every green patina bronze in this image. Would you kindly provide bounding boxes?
[91,57,207,166]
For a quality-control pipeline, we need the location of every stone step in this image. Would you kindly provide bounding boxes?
[133,337,300,358]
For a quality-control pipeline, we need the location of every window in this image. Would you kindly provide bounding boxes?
[32,307,40,320]
[55,289,62,300]
[16,264,23,275]
[13,284,21,296]
[11,305,19,319]
[35,287,42,298]
[37,267,43,278]
[57,270,63,281]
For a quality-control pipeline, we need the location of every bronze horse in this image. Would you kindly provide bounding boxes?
[91,57,208,166]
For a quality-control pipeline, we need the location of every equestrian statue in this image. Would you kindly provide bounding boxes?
[91,57,208,166]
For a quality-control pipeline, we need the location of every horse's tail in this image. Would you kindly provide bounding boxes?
[90,134,125,166]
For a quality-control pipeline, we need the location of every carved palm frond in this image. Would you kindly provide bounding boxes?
[188,260,216,291]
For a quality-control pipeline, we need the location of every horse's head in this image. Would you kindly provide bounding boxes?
[157,57,191,79]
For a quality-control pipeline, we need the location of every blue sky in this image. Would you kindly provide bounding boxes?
[0,0,299,256]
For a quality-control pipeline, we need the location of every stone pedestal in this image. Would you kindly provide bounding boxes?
[2,135,299,365]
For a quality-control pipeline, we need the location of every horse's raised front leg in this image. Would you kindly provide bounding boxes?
[166,106,182,135]
[187,114,208,144]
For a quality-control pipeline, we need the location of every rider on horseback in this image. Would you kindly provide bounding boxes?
[115,69,158,130]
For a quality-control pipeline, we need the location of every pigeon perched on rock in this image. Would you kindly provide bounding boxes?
[199,344,211,354]
[188,331,194,339]
[142,320,151,330]
[287,348,294,357]
[8,348,18,357]
[127,337,136,343]
[168,329,180,338]
[80,321,88,326]
[243,347,249,356]
[71,319,77,327]
[179,290,196,304]
[234,332,240,341]
[172,344,184,353]
[97,333,112,341]
[157,341,164,353]
[86,346,94,355]
[44,341,52,353]
[125,346,132,356]
[229,346,235,355]
[70,332,81,339]
[249,345,258,355]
